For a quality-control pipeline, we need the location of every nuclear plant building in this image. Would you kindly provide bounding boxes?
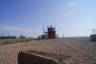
[48,26,56,39]
[39,25,56,39]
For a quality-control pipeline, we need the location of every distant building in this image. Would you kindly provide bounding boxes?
[47,25,56,39]
[38,25,56,39]
[19,35,26,39]
[90,29,96,41]
[41,35,48,39]
[38,34,48,40]
[0,36,16,39]
[90,34,96,41]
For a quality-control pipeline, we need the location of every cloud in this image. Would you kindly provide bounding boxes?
[0,24,43,37]
[64,11,75,16]
[0,24,42,37]
[0,24,34,32]
[66,1,77,9]
[64,1,77,16]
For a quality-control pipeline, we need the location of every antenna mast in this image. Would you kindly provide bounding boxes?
[43,25,45,35]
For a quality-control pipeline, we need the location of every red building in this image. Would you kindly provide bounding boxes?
[38,25,56,39]
[48,25,56,39]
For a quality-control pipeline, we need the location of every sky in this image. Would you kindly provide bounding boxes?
[0,0,96,37]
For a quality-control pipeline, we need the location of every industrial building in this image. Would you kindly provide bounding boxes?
[0,36,16,39]
[47,25,56,39]
[19,35,26,39]
[38,25,56,39]
[90,34,96,41]
[90,29,96,41]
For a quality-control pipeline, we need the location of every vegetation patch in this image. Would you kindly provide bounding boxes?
[0,38,33,46]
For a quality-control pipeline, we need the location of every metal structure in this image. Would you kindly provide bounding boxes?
[90,29,96,41]
[38,25,56,39]
[48,25,56,39]
[19,35,26,39]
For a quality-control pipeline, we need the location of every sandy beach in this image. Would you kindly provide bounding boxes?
[0,37,96,64]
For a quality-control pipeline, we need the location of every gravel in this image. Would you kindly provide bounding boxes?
[0,37,96,64]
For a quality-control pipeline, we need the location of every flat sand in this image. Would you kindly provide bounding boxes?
[0,37,96,64]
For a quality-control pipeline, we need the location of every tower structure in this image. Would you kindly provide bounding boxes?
[48,25,56,39]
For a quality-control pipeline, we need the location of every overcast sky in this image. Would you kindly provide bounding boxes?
[0,0,96,37]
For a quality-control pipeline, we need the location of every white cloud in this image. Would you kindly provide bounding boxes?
[64,11,75,16]
[0,24,42,37]
[64,1,77,17]
[0,24,34,32]
[66,1,77,8]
